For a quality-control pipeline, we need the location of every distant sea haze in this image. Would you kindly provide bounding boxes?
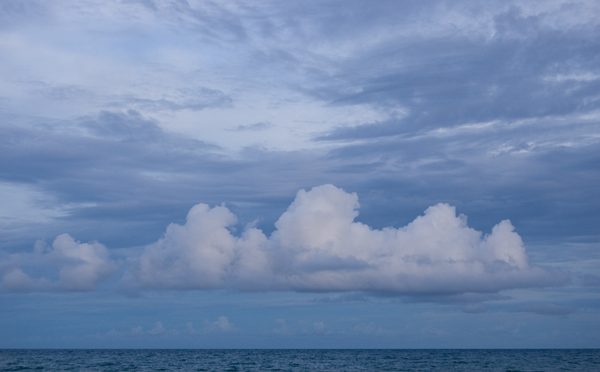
[1,349,599,371]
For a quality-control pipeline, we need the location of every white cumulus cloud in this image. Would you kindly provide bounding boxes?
[134,184,560,294]
[1,233,115,291]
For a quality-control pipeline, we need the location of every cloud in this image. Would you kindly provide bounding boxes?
[1,233,114,291]
[2,1,599,253]
[511,303,575,317]
[136,201,272,289]
[204,316,235,333]
[230,122,273,132]
[134,184,562,294]
[147,321,166,336]
[109,87,233,112]
[1,0,595,297]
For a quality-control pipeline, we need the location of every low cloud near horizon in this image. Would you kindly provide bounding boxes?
[1,185,564,295]
[1,233,114,292]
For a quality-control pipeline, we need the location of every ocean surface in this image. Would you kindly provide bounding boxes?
[1,349,599,371]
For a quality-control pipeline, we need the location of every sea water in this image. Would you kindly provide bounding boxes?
[1,349,599,371]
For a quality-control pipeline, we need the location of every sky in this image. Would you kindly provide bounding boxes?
[0,0,599,348]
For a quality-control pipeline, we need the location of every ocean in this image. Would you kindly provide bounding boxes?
[1,349,599,371]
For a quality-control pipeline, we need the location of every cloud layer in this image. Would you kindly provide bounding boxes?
[1,0,599,253]
[134,184,559,294]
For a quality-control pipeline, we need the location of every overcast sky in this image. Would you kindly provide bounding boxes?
[1,0,599,348]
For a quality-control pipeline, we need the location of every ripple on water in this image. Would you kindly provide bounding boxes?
[0,349,599,371]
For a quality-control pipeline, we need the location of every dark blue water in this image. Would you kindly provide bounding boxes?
[1,349,599,371]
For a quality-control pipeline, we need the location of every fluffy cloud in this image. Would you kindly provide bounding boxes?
[135,184,560,294]
[1,185,562,294]
[138,203,271,289]
[1,233,114,291]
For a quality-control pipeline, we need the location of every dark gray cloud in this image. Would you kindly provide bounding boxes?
[0,110,327,248]
[317,8,600,140]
